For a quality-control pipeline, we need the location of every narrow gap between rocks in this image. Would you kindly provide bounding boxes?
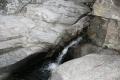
[3,26,91,80]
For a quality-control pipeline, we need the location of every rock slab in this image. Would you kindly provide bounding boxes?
[50,54,120,80]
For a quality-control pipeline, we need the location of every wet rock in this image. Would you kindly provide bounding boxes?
[93,0,120,21]
[50,54,120,80]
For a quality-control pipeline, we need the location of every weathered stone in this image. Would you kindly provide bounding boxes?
[103,19,120,50]
[69,43,119,58]
[0,14,88,68]
[93,0,120,21]
[69,0,95,5]
[87,16,120,50]
[87,16,108,46]
[24,0,90,25]
[0,0,91,78]
[50,54,120,80]
[72,43,101,58]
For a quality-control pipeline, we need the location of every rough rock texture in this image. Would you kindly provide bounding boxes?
[50,54,120,80]
[0,15,88,68]
[104,19,120,50]
[69,0,95,4]
[87,16,120,50]
[0,0,90,68]
[0,0,92,15]
[24,0,90,25]
[68,43,119,58]
[87,16,108,46]
[93,0,120,21]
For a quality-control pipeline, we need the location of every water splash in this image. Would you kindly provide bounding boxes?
[56,36,83,64]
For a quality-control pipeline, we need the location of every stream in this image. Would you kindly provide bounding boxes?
[4,33,87,80]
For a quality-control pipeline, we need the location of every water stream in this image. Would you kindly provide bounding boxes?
[5,35,84,80]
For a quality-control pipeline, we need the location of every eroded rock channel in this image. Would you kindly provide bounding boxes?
[0,0,120,80]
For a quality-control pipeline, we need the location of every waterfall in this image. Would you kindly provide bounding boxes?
[56,36,83,64]
[6,36,84,80]
[47,36,83,71]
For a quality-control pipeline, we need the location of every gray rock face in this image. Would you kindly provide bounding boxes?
[69,0,95,5]
[68,43,119,58]
[103,19,120,50]
[93,0,120,21]
[0,0,90,69]
[87,16,108,46]
[87,16,120,50]
[50,54,120,80]
[24,0,90,25]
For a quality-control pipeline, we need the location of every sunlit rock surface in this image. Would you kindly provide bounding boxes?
[93,0,120,21]
[24,0,90,25]
[50,54,120,80]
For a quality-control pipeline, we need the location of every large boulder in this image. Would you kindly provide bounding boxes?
[87,16,120,50]
[0,15,88,68]
[93,0,120,21]
[0,0,90,69]
[87,16,108,46]
[24,0,90,25]
[50,54,120,80]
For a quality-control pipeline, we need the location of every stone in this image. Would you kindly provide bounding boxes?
[0,0,91,77]
[50,54,120,80]
[72,43,101,58]
[87,16,108,46]
[1,0,45,14]
[93,0,120,21]
[87,16,120,51]
[69,0,95,5]
[69,43,119,58]
[103,19,120,50]
[0,14,88,68]
[24,0,90,25]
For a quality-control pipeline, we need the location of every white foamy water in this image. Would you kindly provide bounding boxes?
[47,36,83,72]
[56,36,83,64]
[47,63,59,70]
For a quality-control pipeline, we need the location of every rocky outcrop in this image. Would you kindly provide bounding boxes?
[50,53,120,80]
[103,20,120,50]
[1,0,120,80]
[0,0,90,69]
[71,43,119,58]
[87,16,120,50]
[89,0,120,51]
[93,0,120,21]
[87,16,108,46]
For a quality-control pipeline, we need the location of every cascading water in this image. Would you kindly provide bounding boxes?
[43,36,83,78]
[56,36,82,64]
[5,35,84,80]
